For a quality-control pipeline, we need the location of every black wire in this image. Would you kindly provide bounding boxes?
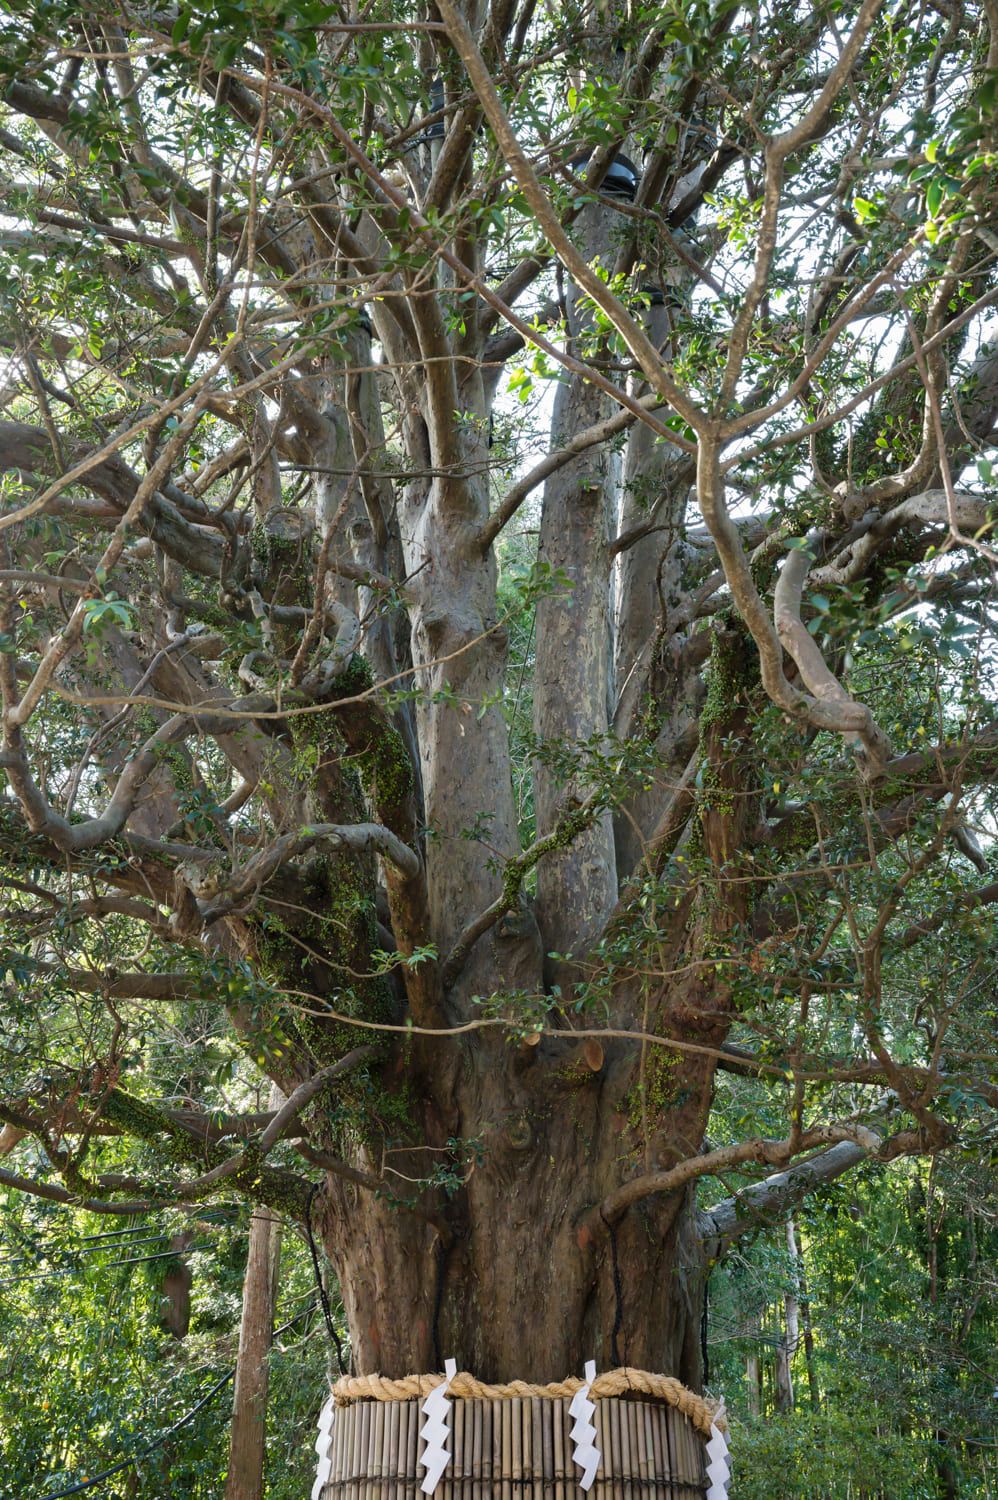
[307,1182,347,1375]
[600,1210,625,1367]
[431,1235,449,1373]
[35,1300,319,1500]
[700,1281,710,1387]
[0,1245,210,1287]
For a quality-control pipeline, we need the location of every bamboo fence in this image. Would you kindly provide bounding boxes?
[318,1386,708,1500]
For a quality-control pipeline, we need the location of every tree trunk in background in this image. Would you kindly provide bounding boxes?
[774,1218,800,1414]
[791,1221,820,1410]
[226,1087,285,1500]
[746,1340,761,1419]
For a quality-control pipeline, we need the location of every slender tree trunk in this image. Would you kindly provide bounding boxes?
[774,1218,800,1414]
[790,1221,820,1410]
[225,1089,285,1500]
[746,1352,761,1418]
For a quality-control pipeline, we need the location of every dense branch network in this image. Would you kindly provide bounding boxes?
[0,0,996,1362]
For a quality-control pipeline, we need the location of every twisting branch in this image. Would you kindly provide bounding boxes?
[811,489,993,588]
[697,438,891,776]
[774,534,891,774]
[600,1122,890,1226]
[197,822,422,925]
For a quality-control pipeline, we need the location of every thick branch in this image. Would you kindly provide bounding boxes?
[774,537,891,773]
[698,1142,869,1256]
[600,1124,883,1224]
[0,1166,154,1214]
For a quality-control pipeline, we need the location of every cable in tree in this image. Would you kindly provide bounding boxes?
[307,1181,348,1374]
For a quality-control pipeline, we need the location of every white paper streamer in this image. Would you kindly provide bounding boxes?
[419,1356,457,1494]
[568,1360,601,1490]
[311,1393,336,1500]
[705,1399,731,1500]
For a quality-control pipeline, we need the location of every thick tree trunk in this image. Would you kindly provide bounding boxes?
[320,1032,711,1387]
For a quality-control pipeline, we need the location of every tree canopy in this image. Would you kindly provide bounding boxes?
[1,0,998,1488]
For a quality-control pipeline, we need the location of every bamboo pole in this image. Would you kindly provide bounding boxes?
[385,1398,399,1500]
[663,1406,673,1496]
[624,1400,639,1496]
[511,1395,523,1494]
[445,1398,458,1500]
[501,1394,512,1500]
[552,1396,565,1500]
[540,1396,553,1500]
[610,1398,625,1500]
[328,1400,345,1498]
[346,1404,361,1500]
[472,1401,483,1500]
[373,1398,386,1500]
[520,1395,531,1500]
[483,1398,493,1499]
[362,1399,374,1500]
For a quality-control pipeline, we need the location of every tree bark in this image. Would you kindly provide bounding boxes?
[774,1217,800,1414]
[318,1031,712,1385]
[225,1090,285,1500]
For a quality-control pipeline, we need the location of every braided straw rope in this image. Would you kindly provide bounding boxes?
[330,1367,725,1439]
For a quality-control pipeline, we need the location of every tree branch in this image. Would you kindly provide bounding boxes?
[694,1132,928,1257]
[600,1124,884,1224]
[774,534,892,773]
[0,1166,155,1214]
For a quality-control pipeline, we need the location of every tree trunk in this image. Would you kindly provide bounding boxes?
[226,1087,284,1500]
[790,1221,820,1410]
[774,1218,800,1414]
[318,1031,711,1385]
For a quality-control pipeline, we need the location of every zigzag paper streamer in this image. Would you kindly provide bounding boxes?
[568,1360,601,1490]
[311,1394,336,1500]
[419,1357,457,1494]
[705,1399,731,1500]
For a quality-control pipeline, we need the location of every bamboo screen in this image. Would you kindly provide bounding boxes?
[319,1393,707,1500]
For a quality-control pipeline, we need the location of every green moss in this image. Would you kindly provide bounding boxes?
[332,655,415,819]
[689,621,758,853]
[619,1047,683,1146]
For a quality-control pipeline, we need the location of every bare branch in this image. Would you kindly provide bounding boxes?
[774,535,891,773]
[600,1124,884,1225]
[0,1166,155,1214]
[480,394,670,554]
[257,1048,378,1152]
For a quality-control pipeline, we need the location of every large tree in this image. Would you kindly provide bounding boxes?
[1,0,998,1400]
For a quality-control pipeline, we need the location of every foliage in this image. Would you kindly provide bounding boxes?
[1,0,998,1488]
[0,1186,332,1499]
